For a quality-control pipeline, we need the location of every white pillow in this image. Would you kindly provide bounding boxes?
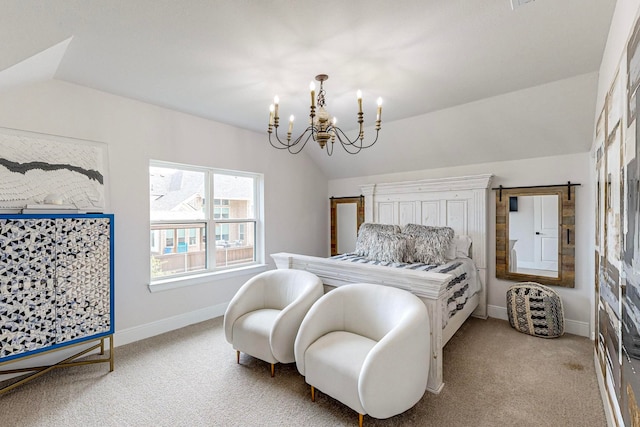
[446,235,472,260]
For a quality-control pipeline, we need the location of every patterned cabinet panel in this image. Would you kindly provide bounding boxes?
[55,217,112,344]
[0,214,114,361]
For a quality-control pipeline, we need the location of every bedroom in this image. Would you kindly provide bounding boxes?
[0,0,631,425]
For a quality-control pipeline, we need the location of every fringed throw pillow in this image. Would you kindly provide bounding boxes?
[354,223,402,257]
[402,224,454,265]
[366,233,409,263]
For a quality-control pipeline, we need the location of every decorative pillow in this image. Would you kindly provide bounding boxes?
[366,233,409,263]
[402,223,431,237]
[402,224,454,265]
[445,235,473,260]
[354,223,401,257]
[507,282,564,338]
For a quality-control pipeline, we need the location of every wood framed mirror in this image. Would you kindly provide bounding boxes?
[495,184,577,288]
[330,196,364,256]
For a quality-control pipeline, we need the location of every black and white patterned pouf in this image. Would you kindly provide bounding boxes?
[506,282,564,338]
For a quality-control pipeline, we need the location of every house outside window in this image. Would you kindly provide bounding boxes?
[214,204,230,219]
[150,161,262,281]
[239,223,245,242]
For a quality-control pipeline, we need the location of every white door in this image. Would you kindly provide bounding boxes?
[533,195,558,271]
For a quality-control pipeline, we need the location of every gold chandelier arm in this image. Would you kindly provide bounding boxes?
[269,126,316,155]
[330,126,380,154]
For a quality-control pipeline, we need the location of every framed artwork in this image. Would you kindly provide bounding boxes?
[0,127,109,211]
[596,107,606,250]
[628,16,640,127]
[609,69,623,141]
[622,86,640,427]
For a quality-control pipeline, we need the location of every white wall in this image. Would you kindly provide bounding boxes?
[0,79,328,345]
[329,152,594,337]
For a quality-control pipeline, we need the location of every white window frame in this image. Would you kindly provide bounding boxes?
[149,160,266,292]
[150,230,160,253]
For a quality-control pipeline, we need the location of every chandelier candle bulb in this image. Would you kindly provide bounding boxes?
[310,82,316,107]
[273,96,279,120]
[376,97,383,121]
[357,90,363,114]
[269,104,274,126]
[288,115,294,134]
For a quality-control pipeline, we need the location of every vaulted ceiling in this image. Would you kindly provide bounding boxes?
[0,0,616,179]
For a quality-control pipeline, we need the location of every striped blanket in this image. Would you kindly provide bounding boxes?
[330,254,481,328]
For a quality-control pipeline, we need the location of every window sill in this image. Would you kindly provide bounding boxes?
[148,264,268,293]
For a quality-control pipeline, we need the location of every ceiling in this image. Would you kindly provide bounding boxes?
[0,0,616,179]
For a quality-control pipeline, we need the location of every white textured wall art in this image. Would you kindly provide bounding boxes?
[0,127,108,211]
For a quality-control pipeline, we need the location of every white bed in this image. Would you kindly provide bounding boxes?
[272,173,493,394]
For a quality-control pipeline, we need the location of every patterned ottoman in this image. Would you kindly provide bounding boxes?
[506,282,564,338]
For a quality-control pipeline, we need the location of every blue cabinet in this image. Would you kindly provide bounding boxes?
[0,214,114,379]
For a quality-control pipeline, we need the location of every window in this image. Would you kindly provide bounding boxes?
[214,207,230,219]
[150,230,160,253]
[150,161,263,282]
[215,223,230,242]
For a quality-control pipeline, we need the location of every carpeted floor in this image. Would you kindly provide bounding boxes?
[0,316,605,426]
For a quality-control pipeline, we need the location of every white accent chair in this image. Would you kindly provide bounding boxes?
[224,269,324,376]
[294,283,430,426]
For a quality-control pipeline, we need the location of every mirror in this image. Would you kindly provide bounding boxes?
[330,196,364,256]
[509,195,559,278]
[495,185,576,288]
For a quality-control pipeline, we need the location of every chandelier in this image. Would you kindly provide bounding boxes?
[267,74,382,155]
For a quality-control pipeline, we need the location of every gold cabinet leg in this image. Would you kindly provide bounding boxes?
[270,363,275,377]
[311,385,315,402]
[236,350,240,364]
[109,335,114,372]
[0,335,114,395]
[358,413,363,427]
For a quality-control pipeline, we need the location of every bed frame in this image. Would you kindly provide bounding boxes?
[272,173,493,394]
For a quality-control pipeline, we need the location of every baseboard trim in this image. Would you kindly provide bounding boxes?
[114,302,228,347]
[487,304,590,338]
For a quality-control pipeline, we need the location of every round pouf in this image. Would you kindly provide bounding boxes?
[506,282,564,338]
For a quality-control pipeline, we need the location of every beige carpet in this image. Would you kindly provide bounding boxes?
[0,316,605,426]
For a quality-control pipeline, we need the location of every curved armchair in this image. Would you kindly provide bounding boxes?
[295,283,430,426]
[224,269,324,376]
